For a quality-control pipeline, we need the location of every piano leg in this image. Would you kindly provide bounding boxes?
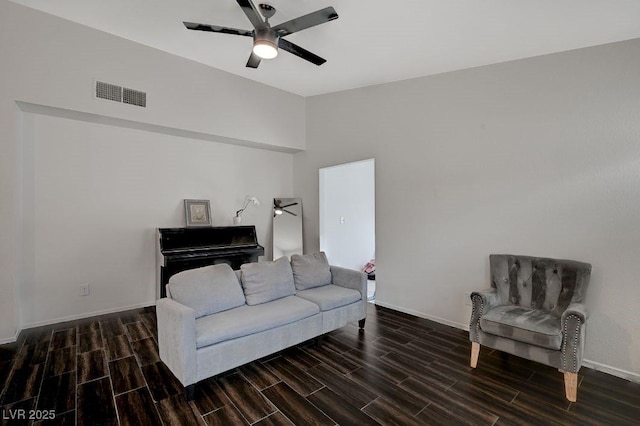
[185,384,195,401]
[359,318,366,330]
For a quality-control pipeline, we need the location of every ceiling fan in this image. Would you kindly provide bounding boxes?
[183,0,338,68]
[274,199,298,217]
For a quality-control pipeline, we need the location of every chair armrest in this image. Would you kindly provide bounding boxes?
[562,302,588,323]
[156,298,197,387]
[560,302,588,373]
[471,289,501,312]
[469,288,501,342]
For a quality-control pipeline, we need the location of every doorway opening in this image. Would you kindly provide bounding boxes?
[319,159,376,301]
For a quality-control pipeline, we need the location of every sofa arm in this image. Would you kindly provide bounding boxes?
[156,298,197,387]
[469,288,501,342]
[561,302,588,373]
[330,265,367,303]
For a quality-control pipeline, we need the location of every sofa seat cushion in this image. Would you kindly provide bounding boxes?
[296,285,361,312]
[240,257,296,305]
[480,305,562,350]
[195,295,319,349]
[291,252,332,290]
[168,264,246,319]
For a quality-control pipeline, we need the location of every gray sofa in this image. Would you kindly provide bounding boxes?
[156,252,366,398]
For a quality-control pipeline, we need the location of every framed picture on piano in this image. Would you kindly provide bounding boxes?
[184,199,212,227]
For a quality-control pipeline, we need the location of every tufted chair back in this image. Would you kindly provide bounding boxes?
[489,254,591,316]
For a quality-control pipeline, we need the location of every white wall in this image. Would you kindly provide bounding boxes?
[294,39,640,380]
[319,159,375,271]
[0,0,302,338]
[19,113,291,327]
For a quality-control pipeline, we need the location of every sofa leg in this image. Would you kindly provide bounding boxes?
[185,384,195,401]
[564,372,578,402]
[358,318,366,329]
[314,335,325,347]
[470,342,480,368]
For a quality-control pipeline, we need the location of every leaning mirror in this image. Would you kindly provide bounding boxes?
[272,198,303,259]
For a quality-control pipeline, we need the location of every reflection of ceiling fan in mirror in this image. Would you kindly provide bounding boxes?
[274,199,298,217]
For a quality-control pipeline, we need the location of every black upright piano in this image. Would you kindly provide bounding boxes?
[157,226,264,298]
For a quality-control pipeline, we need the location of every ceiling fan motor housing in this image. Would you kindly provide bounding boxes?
[253,27,279,59]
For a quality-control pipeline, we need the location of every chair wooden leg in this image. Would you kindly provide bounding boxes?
[564,372,578,402]
[470,342,480,368]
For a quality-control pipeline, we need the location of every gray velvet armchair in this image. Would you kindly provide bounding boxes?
[469,254,591,402]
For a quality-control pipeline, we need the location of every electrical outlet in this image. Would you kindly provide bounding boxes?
[464,291,471,306]
[80,284,90,296]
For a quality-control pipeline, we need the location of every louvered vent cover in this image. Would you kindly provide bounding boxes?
[96,81,122,102]
[123,87,146,107]
[95,81,146,108]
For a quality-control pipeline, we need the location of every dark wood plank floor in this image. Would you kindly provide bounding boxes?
[1,303,639,425]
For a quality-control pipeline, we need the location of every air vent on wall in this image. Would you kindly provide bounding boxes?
[123,87,146,107]
[95,81,146,107]
[96,81,122,102]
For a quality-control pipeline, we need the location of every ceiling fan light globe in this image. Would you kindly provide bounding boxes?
[253,40,278,59]
[274,208,283,215]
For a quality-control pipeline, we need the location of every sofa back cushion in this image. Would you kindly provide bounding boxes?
[168,264,246,318]
[489,254,591,316]
[290,252,332,290]
[241,257,296,305]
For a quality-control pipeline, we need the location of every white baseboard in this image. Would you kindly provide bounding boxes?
[0,329,21,345]
[374,300,470,330]
[20,301,156,332]
[373,300,640,384]
[582,359,640,383]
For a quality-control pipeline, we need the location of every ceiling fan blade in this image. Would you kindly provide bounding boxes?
[183,22,253,37]
[246,52,261,68]
[272,7,338,37]
[284,209,297,216]
[278,39,326,66]
[236,0,265,29]
[281,203,298,208]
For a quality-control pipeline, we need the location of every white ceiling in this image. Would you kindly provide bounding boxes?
[10,0,640,96]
